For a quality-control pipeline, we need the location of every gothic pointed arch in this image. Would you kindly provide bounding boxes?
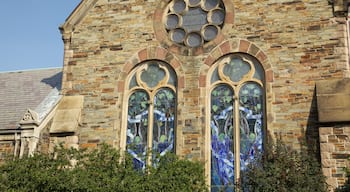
[202,39,273,191]
[118,47,184,93]
[120,47,183,169]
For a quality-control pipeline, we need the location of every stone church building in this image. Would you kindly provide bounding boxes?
[1,0,350,190]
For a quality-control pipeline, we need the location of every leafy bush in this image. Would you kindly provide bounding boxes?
[0,144,207,192]
[241,141,328,192]
[0,142,331,192]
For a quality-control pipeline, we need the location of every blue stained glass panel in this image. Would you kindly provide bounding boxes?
[223,57,251,82]
[129,75,137,89]
[211,85,235,191]
[239,83,263,171]
[211,67,220,84]
[182,7,208,32]
[253,61,264,81]
[127,91,149,170]
[153,88,176,160]
[140,63,166,88]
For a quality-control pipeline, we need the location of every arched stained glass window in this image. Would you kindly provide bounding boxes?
[211,85,235,189]
[126,61,177,169]
[210,54,265,191]
[127,91,149,169]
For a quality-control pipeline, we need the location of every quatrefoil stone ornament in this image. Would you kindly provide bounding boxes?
[140,64,166,88]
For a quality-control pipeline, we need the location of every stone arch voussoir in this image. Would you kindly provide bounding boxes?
[203,39,273,83]
[121,47,184,90]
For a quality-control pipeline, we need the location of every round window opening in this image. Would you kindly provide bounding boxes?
[164,0,225,48]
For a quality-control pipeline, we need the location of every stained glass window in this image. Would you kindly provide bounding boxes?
[164,0,225,47]
[153,89,176,159]
[239,83,263,171]
[126,61,176,169]
[211,85,235,191]
[210,54,265,191]
[127,91,149,169]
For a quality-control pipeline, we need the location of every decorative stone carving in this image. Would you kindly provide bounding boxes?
[19,109,39,126]
[163,0,225,48]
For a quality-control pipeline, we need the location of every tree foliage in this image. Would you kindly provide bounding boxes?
[0,144,207,192]
[0,142,333,192]
[241,141,328,192]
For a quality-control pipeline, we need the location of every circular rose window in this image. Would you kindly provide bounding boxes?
[164,0,225,48]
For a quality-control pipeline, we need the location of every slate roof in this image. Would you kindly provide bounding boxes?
[0,68,62,130]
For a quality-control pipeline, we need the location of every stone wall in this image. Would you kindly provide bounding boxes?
[61,0,348,155]
[320,126,350,190]
[0,1,347,189]
[58,0,350,189]
[228,0,349,149]
[317,78,350,190]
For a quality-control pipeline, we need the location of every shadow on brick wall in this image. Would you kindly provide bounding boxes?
[305,86,321,159]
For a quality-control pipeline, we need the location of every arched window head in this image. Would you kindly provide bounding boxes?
[126,60,177,169]
[210,53,265,191]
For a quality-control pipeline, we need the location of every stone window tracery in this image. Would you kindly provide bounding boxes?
[126,60,177,169]
[209,53,265,191]
[164,0,225,48]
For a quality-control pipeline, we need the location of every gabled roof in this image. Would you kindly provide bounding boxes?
[60,0,98,35]
[0,68,62,130]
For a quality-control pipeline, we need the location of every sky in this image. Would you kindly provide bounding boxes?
[0,1,81,72]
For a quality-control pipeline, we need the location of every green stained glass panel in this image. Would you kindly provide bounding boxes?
[128,91,149,117]
[239,83,264,171]
[153,88,176,158]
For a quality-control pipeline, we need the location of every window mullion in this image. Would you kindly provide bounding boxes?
[234,94,240,187]
[147,98,154,167]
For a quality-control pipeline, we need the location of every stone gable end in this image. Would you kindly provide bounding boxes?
[1,0,350,191]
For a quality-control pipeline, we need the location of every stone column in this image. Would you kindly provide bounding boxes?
[19,109,39,157]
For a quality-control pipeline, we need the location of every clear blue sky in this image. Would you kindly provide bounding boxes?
[0,1,81,72]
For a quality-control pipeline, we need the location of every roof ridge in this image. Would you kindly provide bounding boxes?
[0,67,62,74]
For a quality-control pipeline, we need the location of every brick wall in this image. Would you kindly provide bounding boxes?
[0,141,15,163]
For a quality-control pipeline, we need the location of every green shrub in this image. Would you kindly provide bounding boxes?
[1,142,330,192]
[241,141,328,192]
[147,153,207,191]
[0,144,207,192]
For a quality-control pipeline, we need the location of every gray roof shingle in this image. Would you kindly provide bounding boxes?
[0,68,62,130]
